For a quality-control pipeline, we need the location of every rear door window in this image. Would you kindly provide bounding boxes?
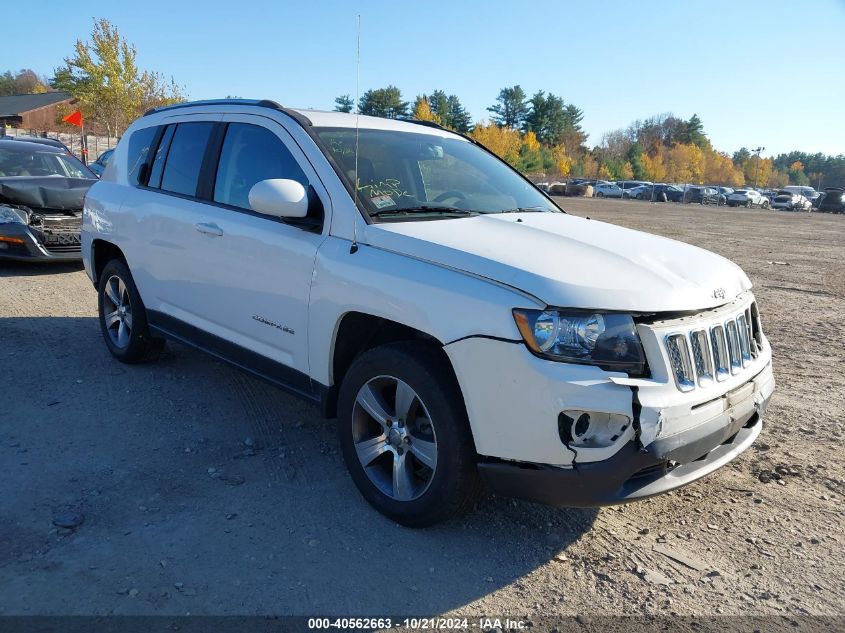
[160,122,215,196]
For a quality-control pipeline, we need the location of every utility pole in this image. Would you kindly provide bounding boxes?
[753,146,765,189]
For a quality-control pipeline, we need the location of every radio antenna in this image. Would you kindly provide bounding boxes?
[350,14,361,254]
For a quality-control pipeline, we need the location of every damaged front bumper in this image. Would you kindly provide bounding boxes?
[0,219,82,261]
[444,328,774,507]
[478,375,770,507]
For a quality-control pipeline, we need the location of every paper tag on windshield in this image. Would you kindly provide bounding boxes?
[371,195,395,209]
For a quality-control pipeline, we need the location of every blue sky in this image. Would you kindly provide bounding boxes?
[8,0,845,156]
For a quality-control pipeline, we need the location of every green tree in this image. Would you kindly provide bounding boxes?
[487,85,528,128]
[333,94,354,113]
[626,142,646,180]
[52,18,184,136]
[444,94,472,133]
[358,85,408,119]
[523,91,571,146]
[732,147,751,167]
[678,114,710,149]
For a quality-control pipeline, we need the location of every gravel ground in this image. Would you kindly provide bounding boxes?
[0,198,843,619]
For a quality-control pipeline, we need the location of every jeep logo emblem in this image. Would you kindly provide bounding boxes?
[712,288,726,299]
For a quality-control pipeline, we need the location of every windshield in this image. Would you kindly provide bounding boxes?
[0,148,93,179]
[314,127,559,219]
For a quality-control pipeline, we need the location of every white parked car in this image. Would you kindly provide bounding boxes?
[726,189,769,208]
[81,100,775,526]
[594,183,624,198]
[772,190,812,211]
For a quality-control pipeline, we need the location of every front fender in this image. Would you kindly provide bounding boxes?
[307,236,542,385]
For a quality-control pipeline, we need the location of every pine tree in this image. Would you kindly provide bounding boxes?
[333,94,354,113]
[487,85,528,128]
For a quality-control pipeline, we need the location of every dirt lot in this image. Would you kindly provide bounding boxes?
[1,199,843,619]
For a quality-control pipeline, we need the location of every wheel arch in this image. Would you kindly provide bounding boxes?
[321,311,451,419]
[91,239,127,287]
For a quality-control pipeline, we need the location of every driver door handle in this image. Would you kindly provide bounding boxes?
[195,222,223,237]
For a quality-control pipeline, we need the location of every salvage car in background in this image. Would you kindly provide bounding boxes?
[683,186,720,205]
[784,185,818,203]
[727,189,769,208]
[817,188,844,213]
[772,190,812,211]
[0,140,96,261]
[647,184,685,202]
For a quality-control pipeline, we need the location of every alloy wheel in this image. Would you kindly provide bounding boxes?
[351,375,438,501]
[103,275,133,348]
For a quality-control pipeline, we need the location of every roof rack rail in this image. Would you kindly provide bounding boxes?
[143,98,287,117]
[142,98,313,126]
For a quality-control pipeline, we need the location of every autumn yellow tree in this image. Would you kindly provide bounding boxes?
[639,150,666,182]
[550,144,571,177]
[768,169,789,188]
[665,143,703,184]
[470,123,522,165]
[522,130,541,153]
[742,156,772,188]
[703,150,743,186]
[412,96,441,124]
[620,161,634,180]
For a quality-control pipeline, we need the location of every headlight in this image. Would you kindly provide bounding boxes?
[513,309,647,375]
[0,206,27,224]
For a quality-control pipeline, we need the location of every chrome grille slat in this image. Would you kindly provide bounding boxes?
[689,329,714,386]
[736,314,752,366]
[710,324,730,381]
[665,334,695,392]
[664,300,764,391]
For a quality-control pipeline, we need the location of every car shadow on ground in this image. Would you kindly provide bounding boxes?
[2,315,598,615]
[0,260,84,278]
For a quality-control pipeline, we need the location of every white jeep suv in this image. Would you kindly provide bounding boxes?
[82,99,775,526]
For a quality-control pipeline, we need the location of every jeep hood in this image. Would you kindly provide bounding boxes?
[364,212,751,312]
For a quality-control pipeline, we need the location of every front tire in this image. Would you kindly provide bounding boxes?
[336,341,482,527]
[97,259,165,363]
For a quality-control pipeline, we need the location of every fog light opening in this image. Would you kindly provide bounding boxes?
[558,410,631,449]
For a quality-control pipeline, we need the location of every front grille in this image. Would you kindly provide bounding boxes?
[44,243,81,253]
[664,301,764,392]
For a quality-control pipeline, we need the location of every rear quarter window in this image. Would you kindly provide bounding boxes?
[126,125,159,186]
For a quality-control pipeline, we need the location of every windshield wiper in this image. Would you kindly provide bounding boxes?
[491,206,549,214]
[370,206,478,218]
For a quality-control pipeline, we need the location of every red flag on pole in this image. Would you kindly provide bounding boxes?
[62,110,83,127]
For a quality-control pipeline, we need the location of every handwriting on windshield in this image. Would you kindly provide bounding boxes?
[358,178,411,199]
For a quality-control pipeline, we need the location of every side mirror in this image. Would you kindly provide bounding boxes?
[248,179,309,218]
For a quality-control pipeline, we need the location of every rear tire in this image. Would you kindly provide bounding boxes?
[336,341,482,527]
[97,259,165,363]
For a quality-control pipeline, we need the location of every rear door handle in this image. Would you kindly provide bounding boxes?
[195,222,223,237]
